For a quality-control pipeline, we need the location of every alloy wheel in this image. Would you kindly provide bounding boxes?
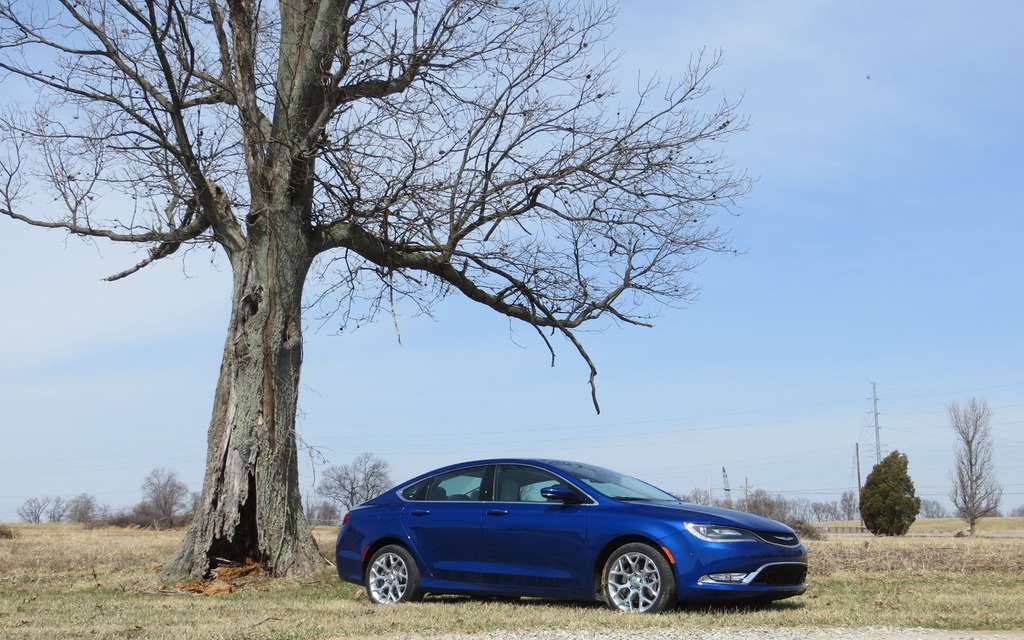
[605,550,663,612]
[368,551,410,604]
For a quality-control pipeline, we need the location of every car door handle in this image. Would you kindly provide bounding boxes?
[410,509,431,516]
[487,509,509,516]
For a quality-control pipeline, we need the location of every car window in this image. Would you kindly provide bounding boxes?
[547,460,678,501]
[401,466,487,501]
[494,465,565,502]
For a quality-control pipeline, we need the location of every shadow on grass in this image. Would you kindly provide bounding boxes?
[681,599,806,614]
[417,593,806,615]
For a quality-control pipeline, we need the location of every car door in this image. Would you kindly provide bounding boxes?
[399,465,488,583]
[480,464,591,594]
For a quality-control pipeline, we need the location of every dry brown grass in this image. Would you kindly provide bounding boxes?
[808,535,1024,576]
[1,523,1023,639]
[820,517,1024,535]
[0,523,179,584]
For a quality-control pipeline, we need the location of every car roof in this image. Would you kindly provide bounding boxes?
[415,458,575,473]
[396,458,579,484]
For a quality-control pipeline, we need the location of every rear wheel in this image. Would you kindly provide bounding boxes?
[365,545,423,604]
[601,542,676,613]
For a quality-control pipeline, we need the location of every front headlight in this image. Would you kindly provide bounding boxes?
[684,522,760,543]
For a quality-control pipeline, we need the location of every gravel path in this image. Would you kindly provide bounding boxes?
[396,629,1024,640]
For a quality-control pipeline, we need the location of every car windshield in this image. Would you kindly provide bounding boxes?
[547,461,679,502]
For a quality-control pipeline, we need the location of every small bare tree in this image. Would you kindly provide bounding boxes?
[304,498,342,526]
[47,497,69,523]
[919,498,950,519]
[744,489,797,523]
[66,493,99,526]
[810,500,840,523]
[681,487,711,506]
[17,496,51,524]
[839,490,858,521]
[141,468,191,528]
[317,452,393,513]
[948,397,1002,535]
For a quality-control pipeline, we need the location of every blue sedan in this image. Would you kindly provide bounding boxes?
[335,459,807,613]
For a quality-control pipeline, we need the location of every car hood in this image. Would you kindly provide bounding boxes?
[625,500,796,533]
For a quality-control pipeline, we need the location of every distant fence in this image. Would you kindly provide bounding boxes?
[814,525,869,535]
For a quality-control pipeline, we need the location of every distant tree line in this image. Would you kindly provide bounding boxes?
[675,481,1019,533]
[15,445,1021,532]
[16,468,195,529]
[15,455,396,530]
[676,486,859,538]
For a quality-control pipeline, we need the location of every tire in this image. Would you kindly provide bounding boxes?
[601,542,676,613]
[365,545,423,604]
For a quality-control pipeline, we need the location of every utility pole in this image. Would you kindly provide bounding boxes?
[871,382,881,465]
[855,442,864,526]
[855,443,863,494]
[722,467,731,508]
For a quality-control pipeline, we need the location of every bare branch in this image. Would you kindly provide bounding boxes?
[3,0,747,407]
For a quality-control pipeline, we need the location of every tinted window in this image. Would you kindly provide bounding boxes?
[494,464,566,502]
[548,461,678,501]
[401,465,487,501]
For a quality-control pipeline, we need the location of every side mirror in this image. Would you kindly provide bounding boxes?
[540,486,584,504]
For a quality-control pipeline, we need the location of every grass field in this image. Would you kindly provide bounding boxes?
[818,517,1024,536]
[1,522,1022,639]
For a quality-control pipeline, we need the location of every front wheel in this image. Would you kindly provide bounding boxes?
[601,542,676,613]
[365,545,423,604]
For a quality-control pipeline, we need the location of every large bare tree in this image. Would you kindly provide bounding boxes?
[0,0,748,579]
[17,496,51,524]
[948,397,1002,535]
[141,467,191,528]
[317,451,393,513]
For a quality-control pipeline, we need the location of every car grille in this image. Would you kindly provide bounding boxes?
[752,530,801,547]
[750,563,807,586]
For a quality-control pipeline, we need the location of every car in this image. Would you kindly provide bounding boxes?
[335,458,807,613]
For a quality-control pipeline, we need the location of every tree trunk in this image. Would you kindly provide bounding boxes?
[163,217,324,580]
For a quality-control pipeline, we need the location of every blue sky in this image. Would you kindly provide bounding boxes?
[1,1,1022,521]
